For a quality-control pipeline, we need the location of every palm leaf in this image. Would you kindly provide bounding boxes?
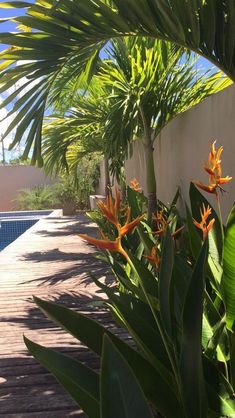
[0,0,234,163]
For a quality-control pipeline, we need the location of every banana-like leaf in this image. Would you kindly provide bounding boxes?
[33,296,182,418]
[126,253,158,299]
[205,316,227,359]
[24,336,100,418]
[159,228,174,339]
[100,335,154,418]
[180,240,208,418]
[89,274,172,380]
[171,254,191,325]
[109,258,149,304]
[222,205,235,331]
[185,203,202,259]
[203,292,229,363]
[203,356,235,417]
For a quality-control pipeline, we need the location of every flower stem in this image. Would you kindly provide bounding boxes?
[216,193,224,242]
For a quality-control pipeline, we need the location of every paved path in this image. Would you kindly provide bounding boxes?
[0,213,114,417]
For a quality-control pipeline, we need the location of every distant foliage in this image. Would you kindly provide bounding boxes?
[15,155,101,211]
[15,185,57,210]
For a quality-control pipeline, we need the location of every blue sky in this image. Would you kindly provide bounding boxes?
[0,2,32,44]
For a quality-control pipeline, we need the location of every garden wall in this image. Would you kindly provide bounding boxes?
[0,165,54,211]
[124,84,235,219]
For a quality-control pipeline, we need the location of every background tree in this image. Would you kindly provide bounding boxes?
[99,37,231,219]
[42,37,231,219]
[42,77,122,196]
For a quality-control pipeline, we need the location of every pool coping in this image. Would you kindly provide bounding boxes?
[0,209,63,252]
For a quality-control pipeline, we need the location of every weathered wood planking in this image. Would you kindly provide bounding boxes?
[0,213,115,417]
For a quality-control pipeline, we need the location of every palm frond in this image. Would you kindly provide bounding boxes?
[0,0,234,163]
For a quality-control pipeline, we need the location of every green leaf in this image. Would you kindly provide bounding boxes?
[159,228,174,339]
[222,205,235,330]
[189,182,223,260]
[203,355,235,416]
[180,240,208,418]
[34,296,182,417]
[24,336,100,418]
[185,203,202,259]
[203,293,229,363]
[100,335,154,418]
[205,316,227,359]
[127,253,158,299]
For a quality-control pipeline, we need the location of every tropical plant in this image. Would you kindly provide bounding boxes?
[15,184,57,210]
[0,1,235,167]
[99,37,231,219]
[49,159,101,211]
[24,142,235,417]
[43,37,231,218]
[42,78,113,195]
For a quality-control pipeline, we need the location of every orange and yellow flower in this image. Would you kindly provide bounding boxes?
[130,178,142,193]
[194,141,232,194]
[153,209,184,238]
[79,189,145,259]
[193,203,215,240]
[144,246,161,267]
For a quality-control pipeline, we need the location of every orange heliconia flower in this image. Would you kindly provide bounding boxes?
[193,204,215,241]
[79,189,145,259]
[96,189,121,228]
[144,246,161,267]
[153,210,170,237]
[194,141,232,194]
[153,209,184,238]
[130,178,142,193]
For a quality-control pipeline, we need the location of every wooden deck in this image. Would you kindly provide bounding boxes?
[0,213,114,417]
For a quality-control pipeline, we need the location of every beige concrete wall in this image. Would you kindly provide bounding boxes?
[0,165,54,211]
[97,159,106,196]
[125,84,235,219]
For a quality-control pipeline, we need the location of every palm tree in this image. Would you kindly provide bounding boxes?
[0,0,234,164]
[42,77,122,196]
[41,37,230,220]
[99,37,231,219]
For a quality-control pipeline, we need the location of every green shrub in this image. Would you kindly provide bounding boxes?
[15,185,57,210]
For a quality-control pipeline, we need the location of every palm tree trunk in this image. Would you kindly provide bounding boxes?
[144,140,157,222]
[140,105,157,222]
[104,155,111,196]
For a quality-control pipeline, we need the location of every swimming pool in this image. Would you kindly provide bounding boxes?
[0,210,52,251]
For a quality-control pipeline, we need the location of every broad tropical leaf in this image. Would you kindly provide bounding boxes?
[100,335,154,418]
[24,336,100,418]
[33,296,182,418]
[222,205,235,331]
[180,241,208,418]
[159,228,174,339]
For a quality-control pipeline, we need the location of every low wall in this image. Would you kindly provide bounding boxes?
[0,165,54,211]
[124,84,235,219]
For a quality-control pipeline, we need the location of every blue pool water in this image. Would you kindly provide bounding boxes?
[0,210,52,251]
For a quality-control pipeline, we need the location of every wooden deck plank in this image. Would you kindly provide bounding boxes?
[0,213,114,417]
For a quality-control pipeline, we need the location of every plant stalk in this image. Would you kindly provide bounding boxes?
[216,192,224,242]
[139,105,157,222]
